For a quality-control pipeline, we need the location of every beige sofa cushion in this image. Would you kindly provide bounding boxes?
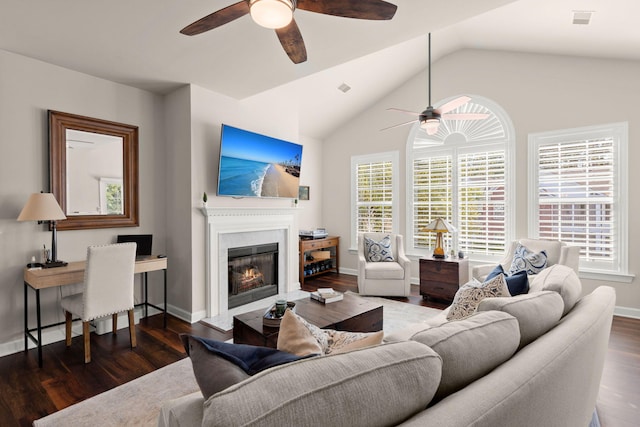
[411,310,520,401]
[530,264,582,316]
[202,341,442,427]
[477,291,564,349]
[365,261,406,279]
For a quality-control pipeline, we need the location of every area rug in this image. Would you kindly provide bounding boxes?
[346,292,443,335]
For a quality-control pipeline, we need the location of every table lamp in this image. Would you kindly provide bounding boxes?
[18,193,68,268]
[422,217,456,259]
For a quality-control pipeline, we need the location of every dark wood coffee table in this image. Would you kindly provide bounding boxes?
[233,293,383,348]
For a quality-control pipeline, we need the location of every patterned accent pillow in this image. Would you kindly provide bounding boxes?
[447,275,511,321]
[277,310,383,356]
[508,243,548,275]
[364,235,395,262]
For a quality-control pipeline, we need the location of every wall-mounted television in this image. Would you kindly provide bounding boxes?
[217,124,303,199]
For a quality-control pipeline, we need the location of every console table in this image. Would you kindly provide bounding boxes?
[23,255,168,367]
[299,236,340,285]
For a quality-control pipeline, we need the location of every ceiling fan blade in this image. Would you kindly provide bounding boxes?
[380,119,417,131]
[180,1,250,35]
[297,0,397,20]
[437,95,472,114]
[441,113,490,120]
[387,107,420,116]
[275,18,307,64]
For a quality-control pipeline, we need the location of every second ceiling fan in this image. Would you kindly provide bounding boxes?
[180,0,398,64]
[383,33,489,135]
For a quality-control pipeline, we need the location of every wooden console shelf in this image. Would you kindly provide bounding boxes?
[299,236,340,285]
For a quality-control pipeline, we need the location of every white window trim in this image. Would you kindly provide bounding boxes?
[406,96,516,261]
[528,122,632,281]
[350,151,399,250]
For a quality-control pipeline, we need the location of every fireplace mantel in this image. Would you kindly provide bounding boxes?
[201,207,300,317]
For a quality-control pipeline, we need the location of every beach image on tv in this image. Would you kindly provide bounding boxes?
[218,125,302,198]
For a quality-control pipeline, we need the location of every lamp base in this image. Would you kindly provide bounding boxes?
[432,253,445,259]
[42,260,68,269]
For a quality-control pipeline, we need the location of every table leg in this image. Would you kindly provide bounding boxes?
[144,272,148,318]
[24,282,28,352]
[36,289,43,368]
[163,268,167,329]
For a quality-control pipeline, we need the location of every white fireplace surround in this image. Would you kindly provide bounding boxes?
[202,207,300,318]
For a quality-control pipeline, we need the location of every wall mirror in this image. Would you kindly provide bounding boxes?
[49,110,139,230]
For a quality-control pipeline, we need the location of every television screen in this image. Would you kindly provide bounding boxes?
[217,124,302,199]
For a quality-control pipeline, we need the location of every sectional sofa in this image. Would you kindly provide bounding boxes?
[34,266,615,427]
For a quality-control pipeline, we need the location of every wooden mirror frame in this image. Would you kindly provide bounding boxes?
[49,110,139,230]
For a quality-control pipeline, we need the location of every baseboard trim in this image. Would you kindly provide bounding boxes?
[614,306,640,319]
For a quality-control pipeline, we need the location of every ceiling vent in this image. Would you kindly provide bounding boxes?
[572,10,593,25]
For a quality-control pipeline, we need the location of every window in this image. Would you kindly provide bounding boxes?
[408,96,515,259]
[351,151,399,248]
[529,123,629,277]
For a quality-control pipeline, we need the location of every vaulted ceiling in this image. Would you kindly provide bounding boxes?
[1,0,637,138]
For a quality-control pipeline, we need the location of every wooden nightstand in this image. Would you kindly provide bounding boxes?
[419,257,469,303]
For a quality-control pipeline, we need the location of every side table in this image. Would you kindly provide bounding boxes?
[419,257,469,303]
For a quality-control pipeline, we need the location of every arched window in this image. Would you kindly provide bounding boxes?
[406,95,515,259]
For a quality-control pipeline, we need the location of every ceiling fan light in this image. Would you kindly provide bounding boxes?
[421,118,440,135]
[250,0,294,29]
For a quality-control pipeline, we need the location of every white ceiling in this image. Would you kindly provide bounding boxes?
[1,0,638,139]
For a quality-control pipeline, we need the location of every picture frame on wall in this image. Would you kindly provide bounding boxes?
[298,186,310,200]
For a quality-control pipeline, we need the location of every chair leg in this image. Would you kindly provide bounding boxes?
[128,309,137,349]
[83,321,91,363]
[112,313,118,335]
[65,311,72,347]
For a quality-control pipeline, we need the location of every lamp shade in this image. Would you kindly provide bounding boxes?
[422,217,456,233]
[249,0,294,29]
[17,193,66,222]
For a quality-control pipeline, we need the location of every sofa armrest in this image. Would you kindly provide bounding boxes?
[157,392,204,427]
[471,263,495,281]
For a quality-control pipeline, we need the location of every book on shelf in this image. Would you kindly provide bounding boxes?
[310,288,343,303]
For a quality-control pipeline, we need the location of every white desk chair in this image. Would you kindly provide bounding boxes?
[61,243,137,363]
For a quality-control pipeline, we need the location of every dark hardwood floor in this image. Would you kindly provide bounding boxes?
[0,273,636,426]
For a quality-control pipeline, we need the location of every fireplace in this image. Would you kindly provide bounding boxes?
[202,207,300,320]
[228,243,278,309]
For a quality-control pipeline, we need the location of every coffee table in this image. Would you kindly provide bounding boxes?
[233,293,383,348]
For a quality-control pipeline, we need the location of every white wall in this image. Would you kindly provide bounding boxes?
[0,49,167,355]
[162,84,324,321]
[323,49,640,314]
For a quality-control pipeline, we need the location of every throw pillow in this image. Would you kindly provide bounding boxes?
[364,235,395,262]
[508,243,548,275]
[486,264,529,296]
[447,275,511,321]
[277,310,384,356]
[180,334,308,399]
[529,264,582,316]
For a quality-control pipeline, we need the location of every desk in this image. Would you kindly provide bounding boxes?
[24,255,168,367]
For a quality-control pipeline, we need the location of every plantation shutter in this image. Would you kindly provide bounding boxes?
[413,155,452,248]
[536,137,616,263]
[356,160,393,233]
[458,150,506,255]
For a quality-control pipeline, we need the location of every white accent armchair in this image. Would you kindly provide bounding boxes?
[472,238,580,281]
[357,233,411,297]
[61,243,137,363]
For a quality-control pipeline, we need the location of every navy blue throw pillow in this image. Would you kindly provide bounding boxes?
[486,264,529,296]
[181,334,310,375]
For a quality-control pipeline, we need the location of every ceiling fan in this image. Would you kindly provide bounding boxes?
[180,0,398,64]
[382,33,489,135]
